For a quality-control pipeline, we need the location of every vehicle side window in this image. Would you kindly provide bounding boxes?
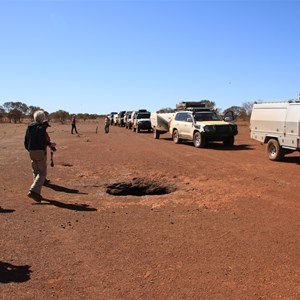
[175,113,183,121]
[175,112,191,121]
[185,113,192,121]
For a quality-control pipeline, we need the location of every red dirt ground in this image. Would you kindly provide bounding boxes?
[1,120,299,299]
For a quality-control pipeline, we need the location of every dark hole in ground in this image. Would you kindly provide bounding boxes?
[106,178,176,196]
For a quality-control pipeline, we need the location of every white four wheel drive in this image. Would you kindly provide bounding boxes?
[250,101,300,161]
[169,109,238,148]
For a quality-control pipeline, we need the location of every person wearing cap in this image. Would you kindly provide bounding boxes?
[24,110,56,202]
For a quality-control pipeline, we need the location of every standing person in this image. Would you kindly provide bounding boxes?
[104,116,110,133]
[71,114,78,134]
[24,110,56,202]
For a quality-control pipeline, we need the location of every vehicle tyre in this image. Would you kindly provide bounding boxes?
[153,129,160,139]
[193,131,206,148]
[223,136,234,146]
[267,139,284,161]
[172,129,181,144]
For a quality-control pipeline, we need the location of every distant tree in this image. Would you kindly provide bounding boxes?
[223,105,247,120]
[0,106,6,122]
[8,108,24,123]
[76,113,100,120]
[77,113,90,121]
[3,101,28,123]
[242,101,254,117]
[49,110,70,124]
[88,114,98,120]
[199,100,216,109]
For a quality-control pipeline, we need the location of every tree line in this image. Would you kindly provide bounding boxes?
[0,100,254,124]
[0,101,104,124]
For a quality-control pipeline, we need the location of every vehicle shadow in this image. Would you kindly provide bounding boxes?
[37,199,97,211]
[0,261,31,283]
[0,208,15,213]
[279,156,300,165]
[206,143,255,151]
[44,183,88,194]
[157,138,254,150]
[165,140,254,151]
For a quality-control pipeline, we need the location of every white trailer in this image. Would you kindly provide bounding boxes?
[250,101,300,160]
[150,112,175,139]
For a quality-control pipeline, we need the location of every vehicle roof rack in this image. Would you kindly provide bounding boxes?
[176,101,212,111]
[255,100,300,104]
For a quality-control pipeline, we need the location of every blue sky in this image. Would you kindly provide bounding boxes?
[1,0,300,115]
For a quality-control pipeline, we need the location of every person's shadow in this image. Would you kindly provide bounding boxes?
[0,208,15,213]
[44,183,88,194]
[38,199,97,211]
[0,261,31,283]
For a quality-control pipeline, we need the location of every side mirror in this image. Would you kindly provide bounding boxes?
[224,111,234,122]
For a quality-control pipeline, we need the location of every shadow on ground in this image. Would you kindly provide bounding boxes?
[44,183,88,194]
[0,208,15,213]
[38,199,97,211]
[280,156,300,165]
[0,261,31,283]
[165,140,255,151]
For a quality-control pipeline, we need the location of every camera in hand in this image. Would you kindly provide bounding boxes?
[51,146,57,152]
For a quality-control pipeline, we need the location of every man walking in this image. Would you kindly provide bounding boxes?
[24,110,56,202]
[71,114,78,134]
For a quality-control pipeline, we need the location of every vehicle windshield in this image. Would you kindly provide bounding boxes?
[137,113,150,119]
[194,112,221,122]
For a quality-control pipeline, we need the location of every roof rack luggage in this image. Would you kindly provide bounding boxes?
[176,101,210,111]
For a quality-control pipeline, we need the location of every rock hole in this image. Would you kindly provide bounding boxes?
[106,178,176,196]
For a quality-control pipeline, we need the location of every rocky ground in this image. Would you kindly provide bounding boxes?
[1,119,299,299]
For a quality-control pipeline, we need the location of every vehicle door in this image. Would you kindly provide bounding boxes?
[181,112,193,139]
[285,104,300,147]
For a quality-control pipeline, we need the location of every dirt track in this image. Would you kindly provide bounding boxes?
[1,120,300,299]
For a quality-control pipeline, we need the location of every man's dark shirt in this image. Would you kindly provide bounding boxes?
[24,122,50,151]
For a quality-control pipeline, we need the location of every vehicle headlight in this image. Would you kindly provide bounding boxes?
[204,125,216,132]
[194,124,200,129]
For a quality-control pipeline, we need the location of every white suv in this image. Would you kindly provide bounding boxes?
[169,110,238,147]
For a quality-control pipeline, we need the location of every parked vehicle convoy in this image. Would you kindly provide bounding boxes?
[169,102,237,148]
[113,113,119,126]
[131,109,152,133]
[109,112,118,125]
[151,112,175,139]
[250,101,300,161]
[117,111,126,127]
[124,111,133,129]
